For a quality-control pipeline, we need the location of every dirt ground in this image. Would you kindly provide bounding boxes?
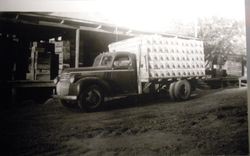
[1,87,248,155]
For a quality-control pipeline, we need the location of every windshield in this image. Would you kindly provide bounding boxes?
[93,54,113,67]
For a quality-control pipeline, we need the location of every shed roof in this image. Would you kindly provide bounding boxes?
[0,12,198,40]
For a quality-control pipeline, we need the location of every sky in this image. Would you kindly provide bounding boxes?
[79,0,245,20]
[0,0,246,32]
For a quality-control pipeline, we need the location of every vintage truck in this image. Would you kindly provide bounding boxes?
[53,35,205,111]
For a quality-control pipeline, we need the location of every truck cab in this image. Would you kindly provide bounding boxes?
[54,52,137,111]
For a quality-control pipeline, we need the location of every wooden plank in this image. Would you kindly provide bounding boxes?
[7,80,55,88]
[11,83,55,88]
[38,21,76,29]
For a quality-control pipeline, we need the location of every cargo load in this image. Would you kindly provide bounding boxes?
[109,35,205,82]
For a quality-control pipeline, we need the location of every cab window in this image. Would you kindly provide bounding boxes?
[93,54,102,66]
[100,55,113,66]
[113,55,132,68]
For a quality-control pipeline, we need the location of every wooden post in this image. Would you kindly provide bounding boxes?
[31,42,38,80]
[137,44,142,94]
[75,28,80,68]
[245,0,250,152]
[239,78,241,88]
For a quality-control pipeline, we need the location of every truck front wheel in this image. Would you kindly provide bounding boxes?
[60,99,70,107]
[78,85,104,112]
[174,80,191,101]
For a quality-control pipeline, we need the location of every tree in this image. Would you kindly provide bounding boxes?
[197,17,246,69]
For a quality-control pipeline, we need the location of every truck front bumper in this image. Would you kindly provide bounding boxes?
[52,95,77,101]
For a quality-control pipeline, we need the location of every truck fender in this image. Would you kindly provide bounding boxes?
[75,77,112,96]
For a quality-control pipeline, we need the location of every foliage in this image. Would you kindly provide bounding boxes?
[197,17,246,63]
[164,17,246,64]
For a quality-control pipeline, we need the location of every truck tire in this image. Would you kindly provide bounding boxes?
[78,85,104,112]
[174,80,191,101]
[169,82,176,101]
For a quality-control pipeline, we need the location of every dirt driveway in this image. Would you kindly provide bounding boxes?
[1,87,248,155]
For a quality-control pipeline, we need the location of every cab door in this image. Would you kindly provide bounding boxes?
[109,53,137,95]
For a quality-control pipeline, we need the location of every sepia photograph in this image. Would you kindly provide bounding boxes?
[0,0,248,155]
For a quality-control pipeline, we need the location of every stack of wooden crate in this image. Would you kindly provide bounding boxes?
[26,42,53,81]
[223,54,243,77]
[36,49,51,80]
[26,41,71,81]
[54,41,70,74]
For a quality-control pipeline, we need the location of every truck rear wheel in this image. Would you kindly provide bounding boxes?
[78,85,104,112]
[169,82,176,100]
[174,80,191,100]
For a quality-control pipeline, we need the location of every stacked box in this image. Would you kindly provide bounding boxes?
[224,60,242,77]
[35,43,51,80]
[26,42,51,80]
[54,41,70,62]
[54,41,70,73]
[109,35,205,82]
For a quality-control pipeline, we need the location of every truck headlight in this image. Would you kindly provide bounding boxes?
[69,75,75,83]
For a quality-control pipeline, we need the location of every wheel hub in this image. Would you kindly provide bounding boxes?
[86,90,101,105]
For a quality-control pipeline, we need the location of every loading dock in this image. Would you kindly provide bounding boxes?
[0,12,139,105]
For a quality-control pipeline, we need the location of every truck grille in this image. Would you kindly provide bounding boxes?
[56,81,70,95]
[60,73,70,81]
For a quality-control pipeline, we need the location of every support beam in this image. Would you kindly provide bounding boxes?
[75,28,80,68]
[38,21,76,29]
[96,25,102,29]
